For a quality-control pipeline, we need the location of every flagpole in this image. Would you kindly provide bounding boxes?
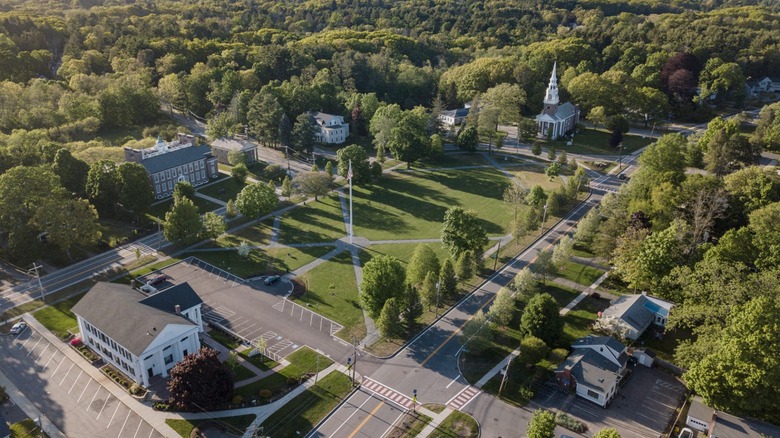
[349,159,354,244]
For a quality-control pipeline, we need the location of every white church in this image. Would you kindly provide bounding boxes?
[535,62,579,140]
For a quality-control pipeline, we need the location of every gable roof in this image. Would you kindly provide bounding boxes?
[555,102,577,119]
[689,396,714,421]
[602,294,672,332]
[689,396,780,438]
[311,112,345,125]
[560,349,621,393]
[572,335,629,368]
[138,145,214,174]
[139,283,202,315]
[210,137,256,153]
[71,282,199,356]
[441,108,470,119]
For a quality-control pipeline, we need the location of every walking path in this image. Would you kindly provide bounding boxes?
[194,191,227,207]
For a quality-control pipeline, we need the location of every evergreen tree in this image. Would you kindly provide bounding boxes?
[420,271,439,310]
[281,176,292,198]
[439,259,457,298]
[377,297,403,339]
[324,161,334,177]
[404,284,423,328]
[455,251,475,281]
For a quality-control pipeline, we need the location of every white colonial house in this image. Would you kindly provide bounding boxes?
[439,107,470,127]
[600,293,674,341]
[312,112,349,144]
[556,336,629,407]
[72,282,204,388]
[535,62,579,140]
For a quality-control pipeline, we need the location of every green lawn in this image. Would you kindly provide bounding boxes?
[278,194,347,244]
[511,168,565,192]
[360,242,451,266]
[148,196,222,221]
[417,153,489,168]
[208,329,279,370]
[165,415,256,438]
[259,371,353,437]
[198,178,248,203]
[639,326,693,364]
[560,296,612,347]
[10,418,50,438]
[429,411,479,438]
[541,282,581,307]
[213,218,274,247]
[234,346,333,400]
[548,128,653,155]
[181,245,334,277]
[352,168,512,240]
[297,250,365,341]
[556,260,605,287]
[232,363,256,381]
[32,293,85,339]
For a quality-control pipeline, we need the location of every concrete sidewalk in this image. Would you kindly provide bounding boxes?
[0,366,66,438]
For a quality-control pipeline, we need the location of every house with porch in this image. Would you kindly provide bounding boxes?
[311,112,349,144]
[600,293,673,341]
[71,282,204,388]
[555,336,629,407]
[124,134,219,199]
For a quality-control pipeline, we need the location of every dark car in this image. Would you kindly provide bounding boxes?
[617,173,627,180]
[148,274,167,286]
[264,275,281,285]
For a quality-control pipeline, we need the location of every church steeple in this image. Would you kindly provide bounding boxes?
[543,62,560,116]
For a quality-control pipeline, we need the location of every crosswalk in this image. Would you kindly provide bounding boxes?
[446,385,480,411]
[361,378,414,410]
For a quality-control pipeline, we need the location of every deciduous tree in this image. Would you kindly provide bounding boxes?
[202,212,226,240]
[441,207,488,260]
[488,287,514,326]
[406,244,441,286]
[33,198,100,260]
[293,171,332,201]
[359,255,406,319]
[527,409,556,438]
[164,198,203,244]
[519,336,549,367]
[337,145,371,185]
[521,293,563,346]
[168,348,234,411]
[235,183,278,219]
[439,259,457,298]
[459,310,492,353]
[377,297,403,339]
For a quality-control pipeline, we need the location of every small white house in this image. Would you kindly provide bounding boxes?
[72,282,204,388]
[439,107,470,127]
[600,293,674,340]
[311,112,349,144]
[556,336,629,407]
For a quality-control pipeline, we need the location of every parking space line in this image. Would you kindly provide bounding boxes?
[51,356,66,376]
[77,379,93,403]
[17,331,34,345]
[26,337,42,355]
[107,403,121,428]
[89,387,102,411]
[118,411,131,436]
[68,370,84,394]
[41,352,58,371]
[132,417,143,438]
[59,363,75,386]
[310,312,314,326]
[35,344,50,362]
[96,395,111,419]
[148,428,154,438]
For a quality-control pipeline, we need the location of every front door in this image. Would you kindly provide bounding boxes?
[148,367,153,379]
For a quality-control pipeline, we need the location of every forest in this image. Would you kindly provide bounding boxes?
[1,0,780,423]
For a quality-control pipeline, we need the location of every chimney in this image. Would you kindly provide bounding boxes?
[175,304,181,315]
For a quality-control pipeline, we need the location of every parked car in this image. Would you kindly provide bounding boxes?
[10,321,27,335]
[148,274,167,286]
[264,275,281,285]
[140,284,158,294]
[679,427,694,438]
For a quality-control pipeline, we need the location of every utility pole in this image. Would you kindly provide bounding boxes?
[352,337,358,385]
[315,354,319,384]
[435,282,441,318]
[30,263,44,303]
[540,203,549,235]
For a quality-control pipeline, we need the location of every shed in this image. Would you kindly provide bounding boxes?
[633,348,656,368]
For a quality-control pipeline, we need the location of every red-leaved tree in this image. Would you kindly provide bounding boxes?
[167,348,234,411]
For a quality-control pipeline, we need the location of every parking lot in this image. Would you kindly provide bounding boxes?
[151,258,351,361]
[535,366,686,438]
[0,326,164,438]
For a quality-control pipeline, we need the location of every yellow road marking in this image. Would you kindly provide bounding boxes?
[347,400,385,438]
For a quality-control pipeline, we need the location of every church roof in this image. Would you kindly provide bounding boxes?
[556,102,577,119]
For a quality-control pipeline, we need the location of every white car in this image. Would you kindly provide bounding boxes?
[10,321,27,335]
[140,283,158,294]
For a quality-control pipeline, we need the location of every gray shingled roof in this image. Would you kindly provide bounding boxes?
[602,294,654,332]
[139,283,202,315]
[555,102,577,120]
[441,108,470,118]
[71,282,198,357]
[138,145,213,174]
[689,396,714,422]
[560,349,621,393]
[572,335,628,368]
[311,112,344,126]
[211,138,256,153]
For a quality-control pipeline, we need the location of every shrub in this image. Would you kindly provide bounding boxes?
[286,376,298,385]
[264,164,287,182]
[153,402,170,411]
[129,383,144,396]
[232,395,243,405]
[555,411,587,433]
[549,348,569,365]
[259,389,272,399]
[0,385,7,403]
[69,337,83,347]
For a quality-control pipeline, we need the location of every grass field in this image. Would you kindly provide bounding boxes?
[417,153,489,168]
[198,178,248,203]
[234,346,333,400]
[548,128,653,155]
[165,414,256,438]
[213,218,274,247]
[32,293,85,339]
[560,295,611,347]
[511,168,566,192]
[10,418,50,438]
[351,167,511,240]
[297,250,365,341]
[258,371,353,437]
[557,260,605,287]
[278,194,347,244]
[181,245,334,277]
[360,242,451,266]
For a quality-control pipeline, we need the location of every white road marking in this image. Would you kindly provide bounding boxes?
[26,337,42,355]
[97,395,110,419]
[118,411,131,437]
[35,344,50,362]
[132,417,143,438]
[41,352,58,371]
[148,428,154,438]
[107,403,121,428]
[77,379,93,403]
[327,392,375,438]
[89,387,102,410]
[51,356,66,376]
[446,375,461,389]
[68,370,84,394]
[59,363,75,386]
[379,412,405,438]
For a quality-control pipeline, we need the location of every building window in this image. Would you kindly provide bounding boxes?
[181,337,189,343]
[168,181,172,190]
[586,389,600,399]
[189,163,193,172]
[201,170,206,179]
[164,354,174,365]
[154,174,158,183]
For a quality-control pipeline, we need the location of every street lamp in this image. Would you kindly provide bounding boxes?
[617,142,624,171]
[540,202,549,235]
